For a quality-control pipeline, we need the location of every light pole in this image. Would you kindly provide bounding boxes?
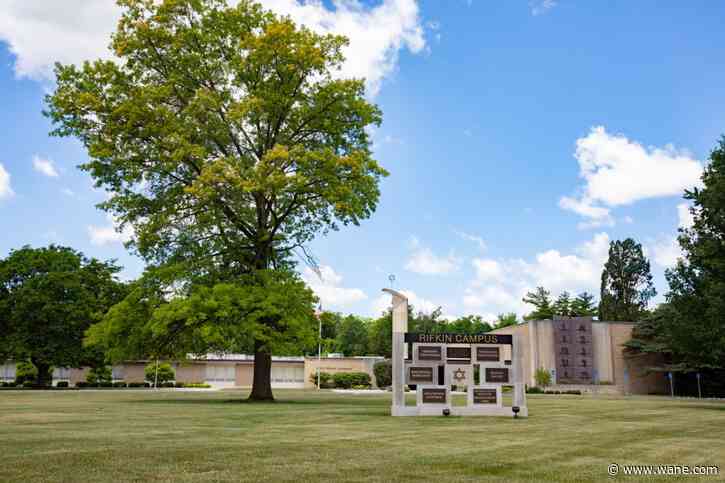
[316,303,322,390]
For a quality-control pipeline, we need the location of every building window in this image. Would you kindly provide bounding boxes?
[205,364,235,382]
[560,347,569,355]
[0,363,16,382]
[581,359,587,367]
[52,367,70,380]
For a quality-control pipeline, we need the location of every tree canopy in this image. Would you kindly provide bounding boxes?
[522,287,554,320]
[0,245,126,385]
[599,238,656,321]
[46,0,387,400]
[632,137,725,371]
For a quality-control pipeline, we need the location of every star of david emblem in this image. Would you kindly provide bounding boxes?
[453,368,466,383]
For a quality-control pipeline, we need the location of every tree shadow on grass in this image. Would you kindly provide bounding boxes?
[672,404,725,411]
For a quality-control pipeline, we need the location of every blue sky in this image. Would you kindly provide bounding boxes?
[1,0,723,320]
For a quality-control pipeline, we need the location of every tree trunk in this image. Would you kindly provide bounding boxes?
[249,339,274,401]
[31,357,53,387]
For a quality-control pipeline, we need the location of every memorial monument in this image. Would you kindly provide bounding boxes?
[383,288,528,417]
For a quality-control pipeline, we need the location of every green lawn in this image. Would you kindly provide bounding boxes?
[0,389,723,482]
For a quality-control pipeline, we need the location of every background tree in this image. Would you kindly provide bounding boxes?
[494,313,518,329]
[47,0,387,400]
[570,292,598,317]
[367,311,394,358]
[86,269,317,370]
[144,362,176,387]
[658,137,725,372]
[335,315,369,356]
[0,245,125,385]
[599,238,656,321]
[552,291,572,317]
[317,311,343,354]
[450,315,494,333]
[522,287,554,320]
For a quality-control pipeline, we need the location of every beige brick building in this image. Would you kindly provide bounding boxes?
[491,316,668,395]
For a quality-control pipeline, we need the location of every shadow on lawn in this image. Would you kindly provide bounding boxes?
[123,397,387,407]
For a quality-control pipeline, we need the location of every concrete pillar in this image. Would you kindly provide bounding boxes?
[383,289,408,413]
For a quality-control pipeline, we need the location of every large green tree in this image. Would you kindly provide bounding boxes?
[46,0,386,400]
[599,238,656,321]
[552,291,572,317]
[654,137,725,371]
[0,246,125,385]
[335,315,369,356]
[522,286,554,320]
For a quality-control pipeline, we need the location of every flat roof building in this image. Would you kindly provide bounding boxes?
[491,316,668,395]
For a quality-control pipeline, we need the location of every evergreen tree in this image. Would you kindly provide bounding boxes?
[494,313,518,329]
[552,291,572,317]
[599,239,656,321]
[571,292,598,317]
[522,287,554,320]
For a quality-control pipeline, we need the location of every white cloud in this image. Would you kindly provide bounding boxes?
[371,289,440,316]
[0,163,14,200]
[0,2,121,80]
[0,0,426,95]
[560,126,703,226]
[530,0,557,16]
[463,232,610,318]
[405,237,460,275]
[32,155,59,177]
[677,203,694,230]
[88,213,134,246]
[651,203,696,268]
[302,265,367,309]
[61,188,75,197]
[455,230,487,251]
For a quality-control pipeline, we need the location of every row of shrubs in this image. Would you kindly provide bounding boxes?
[0,381,211,389]
[527,386,582,395]
[310,371,372,389]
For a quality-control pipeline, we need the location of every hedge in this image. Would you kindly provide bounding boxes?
[332,372,371,389]
[373,360,392,388]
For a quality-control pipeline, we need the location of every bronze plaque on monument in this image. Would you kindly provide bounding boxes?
[418,346,442,361]
[485,367,509,383]
[421,388,447,404]
[408,366,434,383]
[446,346,471,362]
[476,347,500,362]
[473,388,497,404]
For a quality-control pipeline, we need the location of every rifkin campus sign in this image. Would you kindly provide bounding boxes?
[404,333,513,345]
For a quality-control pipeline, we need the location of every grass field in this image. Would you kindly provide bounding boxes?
[1,389,723,482]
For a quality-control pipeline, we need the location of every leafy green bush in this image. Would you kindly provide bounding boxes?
[310,371,334,388]
[56,381,69,388]
[526,386,544,394]
[373,360,392,388]
[86,366,111,385]
[22,380,34,388]
[15,361,38,385]
[332,372,371,389]
[75,381,89,388]
[0,381,17,388]
[144,362,175,386]
[564,390,582,395]
[113,381,127,388]
[534,368,552,388]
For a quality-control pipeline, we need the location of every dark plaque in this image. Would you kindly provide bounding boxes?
[418,345,442,361]
[447,346,471,362]
[421,388,447,404]
[554,317,593,384]
[408,366,434,383]
[473,388,497,404]
[405,333,513,345]
[476,347,500,362]
[485,367,509,383]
